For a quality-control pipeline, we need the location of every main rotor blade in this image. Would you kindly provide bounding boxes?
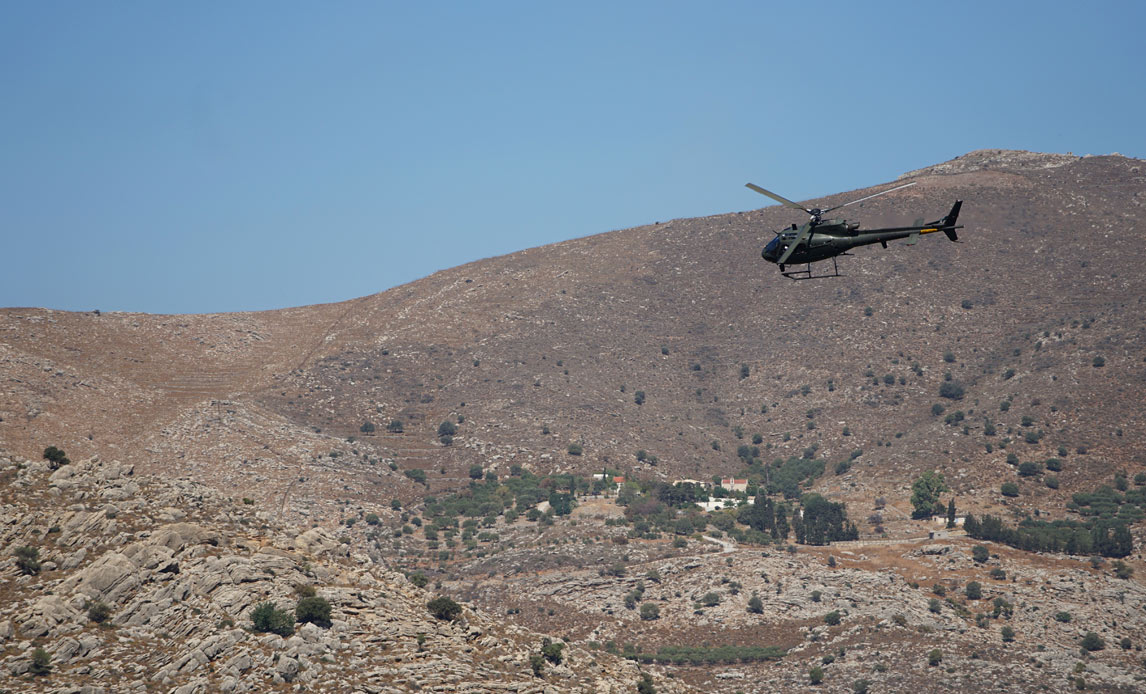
[745,183,813,214]
[777,222,812,266]
[821,181,917,214]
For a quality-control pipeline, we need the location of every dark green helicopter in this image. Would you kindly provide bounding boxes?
[746,181,963,279]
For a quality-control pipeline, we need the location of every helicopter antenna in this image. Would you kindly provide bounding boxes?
[821,181,917,214]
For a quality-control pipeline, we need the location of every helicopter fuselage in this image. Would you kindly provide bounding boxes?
[762,220,924,266]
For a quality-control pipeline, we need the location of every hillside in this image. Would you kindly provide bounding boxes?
[3,148,1146,692]
[3,149,1144,525]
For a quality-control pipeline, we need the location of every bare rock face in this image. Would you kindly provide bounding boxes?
[62,552,141,604]
[0,453,689,693]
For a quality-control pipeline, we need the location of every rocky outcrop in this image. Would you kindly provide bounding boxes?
[0,454,686,693]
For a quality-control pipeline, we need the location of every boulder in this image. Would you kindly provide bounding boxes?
[149,523,220,551]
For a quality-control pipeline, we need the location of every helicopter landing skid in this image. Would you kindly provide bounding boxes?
[781,255,845,281]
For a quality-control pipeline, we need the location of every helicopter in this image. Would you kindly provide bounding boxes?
[746,181,963,280]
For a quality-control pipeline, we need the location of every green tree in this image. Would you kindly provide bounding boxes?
[404,469,427,485]
[251,602,295,636]
[809,665,824,685]
[639,602,661,620]
[30,647,52,676]
[295,596,333,628]
[427,596,462,621]
[747,595,764,614]
[910,471,949,519]
[946,497,957,528]
[1000,481,1020,497]
[87,601,112,624]
[387,419,404,433]
[15,545,41,575]
[43,446,70,469]
[469,464,484,480]
[824,610,841,626]
[1080,632,1105,652]
[972,545,990,563]
[965,581,982,599]
[359,420,375,434]
[541,638,564,664]
[938,382,965,400]
[529,653,545,677]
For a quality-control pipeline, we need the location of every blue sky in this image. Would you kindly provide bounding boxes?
[3,1,1143,314]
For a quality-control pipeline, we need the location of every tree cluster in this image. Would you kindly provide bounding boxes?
[964,514,1132,558]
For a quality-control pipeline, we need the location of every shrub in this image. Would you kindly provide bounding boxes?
[931,403,945,416]
[541,638,564,664]
[965,581,983,600]
[927,649,942,666]
[700,592,720,607]
[1054,611,1072,623]
[990,567,1007,580]
[1001,625,1015,642]
[639,602,661,620]
[295,596,333,628]
[30,647,52,676]
[43,446,70,469]
[928,598,941,614]
[938,382,965,400]
[809,665,824,685]
[1001,482,1020,497]
[14,546,41,575]
[853,679,872,694]
[87,601,112,624]
[1018,461,1042,477]
[529,652,545,676]
[1080,632,1105,652]
[1092,356,1105,368]
[427,596,462,621]
[747,595,764,614]
[824,610,841,626]
[567,442,583,456]
[251,602,295,636]
[404,469,427,485]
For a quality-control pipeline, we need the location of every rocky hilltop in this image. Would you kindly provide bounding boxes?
[0,452,683,693]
